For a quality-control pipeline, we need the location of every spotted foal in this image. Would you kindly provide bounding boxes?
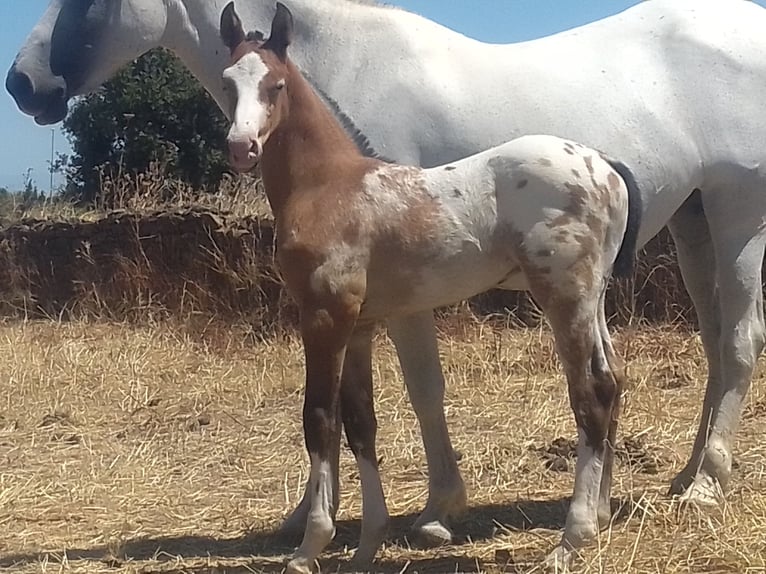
[219,3,640,572]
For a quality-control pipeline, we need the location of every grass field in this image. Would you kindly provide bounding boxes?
[1,318,765,573]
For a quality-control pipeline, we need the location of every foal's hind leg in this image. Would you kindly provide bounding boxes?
[596,290,625,530]
[339,325,390,565]
[387,311,467,546]
[539,283,620,570]
[672,184,766,506]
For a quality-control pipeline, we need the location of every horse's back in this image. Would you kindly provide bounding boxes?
[412,0,766,242]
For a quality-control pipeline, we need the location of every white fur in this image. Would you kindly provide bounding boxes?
[288,454,335,573]
[223,52,269,141]
[354,456,389,563]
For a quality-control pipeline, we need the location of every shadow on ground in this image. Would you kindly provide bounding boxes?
[0,497,635,573]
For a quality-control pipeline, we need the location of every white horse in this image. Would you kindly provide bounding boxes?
[8,0,766,565]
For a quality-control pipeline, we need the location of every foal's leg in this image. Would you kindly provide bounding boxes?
[279,330,385,539]
[387,311,467,546]
[665,192,724,497]
[541,287,619,570]
[596,292,625,530]
[340,325,390,564]
[672,185,766,506]
[286,300,359,574]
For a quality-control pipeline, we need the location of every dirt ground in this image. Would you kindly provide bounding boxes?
[0,319,764,573]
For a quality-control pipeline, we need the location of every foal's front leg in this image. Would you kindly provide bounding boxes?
[286,300,360,574]
[341,325,390,565]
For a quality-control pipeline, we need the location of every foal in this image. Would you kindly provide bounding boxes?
[220,3,640,572]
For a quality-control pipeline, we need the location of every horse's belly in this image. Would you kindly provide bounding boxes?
[360,250,508,320]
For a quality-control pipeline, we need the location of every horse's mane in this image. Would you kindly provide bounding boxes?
[242,24,393,162]
[303,76,393,163]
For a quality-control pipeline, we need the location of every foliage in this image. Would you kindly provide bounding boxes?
[0,169,48,221]
[63,49,229,203]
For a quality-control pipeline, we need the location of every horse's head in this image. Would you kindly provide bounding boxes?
[220,2,292,172]
[7,0,169,125]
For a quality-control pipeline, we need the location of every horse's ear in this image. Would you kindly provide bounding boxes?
[220,2,246,52]
[265,2,293,60]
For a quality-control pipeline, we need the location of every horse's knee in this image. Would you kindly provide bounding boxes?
[722,318,765,378]
[571,359,618,447]
[341,389,377,459]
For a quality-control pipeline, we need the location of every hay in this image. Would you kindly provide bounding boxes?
[0,320,765,573]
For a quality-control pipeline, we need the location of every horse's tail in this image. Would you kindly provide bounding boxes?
[604,157,642,279]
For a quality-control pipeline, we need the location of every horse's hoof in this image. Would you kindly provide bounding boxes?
[285,557,315,574]
[678,473,724,508]
[542,545,574,573]
[412,520,453,547]
[668,468,694,497]
[597,507,612,531]
[348,555,375,573]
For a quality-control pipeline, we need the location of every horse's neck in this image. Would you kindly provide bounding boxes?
[168,0,401,118]
[260,60,369,214]
[165,0,233,115]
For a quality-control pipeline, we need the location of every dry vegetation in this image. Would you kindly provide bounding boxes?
[0,175,765,573]
[1,320,765,574]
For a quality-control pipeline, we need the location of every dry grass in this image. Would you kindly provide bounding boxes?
[1,319,765,573]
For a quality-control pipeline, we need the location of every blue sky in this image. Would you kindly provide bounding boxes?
[1,0,763,191]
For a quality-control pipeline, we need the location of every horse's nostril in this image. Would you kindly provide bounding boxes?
[5,66,34,103]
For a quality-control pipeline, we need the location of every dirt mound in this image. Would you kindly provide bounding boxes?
[533,434,663,474]
[0,208,290,329]
[0,210,718,327]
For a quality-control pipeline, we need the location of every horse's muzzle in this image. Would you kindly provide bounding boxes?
[6,64,68,125]
[227,137,262,173]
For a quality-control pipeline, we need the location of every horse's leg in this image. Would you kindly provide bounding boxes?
[387,311,467,546]
[665,191,724,497]
[340,325,390,565]
[596,289,625,530]
[540,285,618,570]
[286,301,358,574]
[672,184,766,506]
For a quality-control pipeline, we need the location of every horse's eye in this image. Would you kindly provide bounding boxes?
[275,79,286,90]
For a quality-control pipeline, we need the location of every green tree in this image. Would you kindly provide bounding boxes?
[63,49,229,202]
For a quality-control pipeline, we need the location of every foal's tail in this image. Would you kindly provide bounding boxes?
[605,157,642,279]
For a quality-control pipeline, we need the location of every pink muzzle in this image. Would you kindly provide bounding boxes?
[227,135,262,172]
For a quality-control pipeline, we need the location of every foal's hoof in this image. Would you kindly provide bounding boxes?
[279,500,311,536]
[412,520,453,548]
[286,557,316,574]
[353,520,389,565]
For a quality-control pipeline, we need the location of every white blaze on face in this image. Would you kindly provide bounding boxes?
[223,51,270,165]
